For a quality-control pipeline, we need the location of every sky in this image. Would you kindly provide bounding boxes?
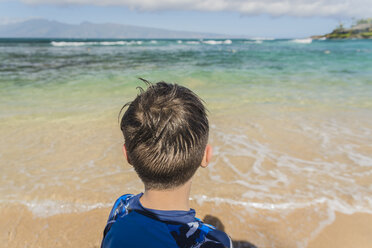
[0,0,370,38]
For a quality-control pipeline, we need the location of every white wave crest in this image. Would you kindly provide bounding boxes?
[202,39,232,45]
[292,38,312,44]
[51,41,143,47]
[51,41,92,46]
[186,41,200,45]
[244,40,263,44]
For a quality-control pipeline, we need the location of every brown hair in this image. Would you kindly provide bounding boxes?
[120,79,209,190]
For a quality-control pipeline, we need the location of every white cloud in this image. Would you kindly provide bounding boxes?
[20,0,372,18]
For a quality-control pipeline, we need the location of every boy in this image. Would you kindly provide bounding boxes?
[101,80,233,248]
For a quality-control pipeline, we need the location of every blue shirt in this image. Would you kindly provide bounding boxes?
[101,193,233,248]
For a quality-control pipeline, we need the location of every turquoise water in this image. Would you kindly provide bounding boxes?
[1,38,372,115]
[1,38,372,248]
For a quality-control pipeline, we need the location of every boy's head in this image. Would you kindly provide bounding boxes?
[120,80,210,190]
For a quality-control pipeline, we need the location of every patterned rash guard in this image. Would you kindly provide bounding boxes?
[101,193,233,248]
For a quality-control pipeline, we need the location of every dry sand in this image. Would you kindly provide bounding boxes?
[1,202,371,248]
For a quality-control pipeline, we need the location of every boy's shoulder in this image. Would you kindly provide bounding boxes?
[101,194,233,248]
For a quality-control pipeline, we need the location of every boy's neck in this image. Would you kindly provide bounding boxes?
[140,180,192,211]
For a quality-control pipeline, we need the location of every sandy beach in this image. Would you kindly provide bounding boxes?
[1,105,371,248]
[2,202,372,248]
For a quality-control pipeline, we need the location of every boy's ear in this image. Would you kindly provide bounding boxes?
[201,144,212,168]
[122,144,131,165]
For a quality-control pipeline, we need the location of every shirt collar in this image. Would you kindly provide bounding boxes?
[128,193,197,224]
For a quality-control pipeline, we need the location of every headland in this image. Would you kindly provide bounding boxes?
[312,18,372,39]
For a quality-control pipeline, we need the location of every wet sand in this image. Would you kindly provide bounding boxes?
[2,202,372,248]
[308,212,372,248]
[1,112,372,247]
[0,204,107,248]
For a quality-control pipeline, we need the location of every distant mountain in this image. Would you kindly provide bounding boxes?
[0,19,227,39]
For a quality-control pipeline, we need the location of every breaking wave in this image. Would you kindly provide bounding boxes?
[50,41,143,46]
[292,38,312,44]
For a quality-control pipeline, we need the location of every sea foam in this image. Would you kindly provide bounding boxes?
[51,41,143,46]
[0,199,113,217]
[202,40,232,45]
[186,41,200,45]
[244,40,263,44]
[292,38,312,44]
[208,121,372,216]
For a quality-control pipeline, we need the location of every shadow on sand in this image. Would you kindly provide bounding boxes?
[203,215,258,248]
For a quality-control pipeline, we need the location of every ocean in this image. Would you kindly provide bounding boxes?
[0,38,372,248]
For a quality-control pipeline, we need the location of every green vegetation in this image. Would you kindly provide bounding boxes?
[327,32,352,39]
[361,32,372,38]
[312,18,372,39]
[355,18,372,25]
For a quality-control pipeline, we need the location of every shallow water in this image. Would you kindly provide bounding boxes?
[1,38,372,247]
